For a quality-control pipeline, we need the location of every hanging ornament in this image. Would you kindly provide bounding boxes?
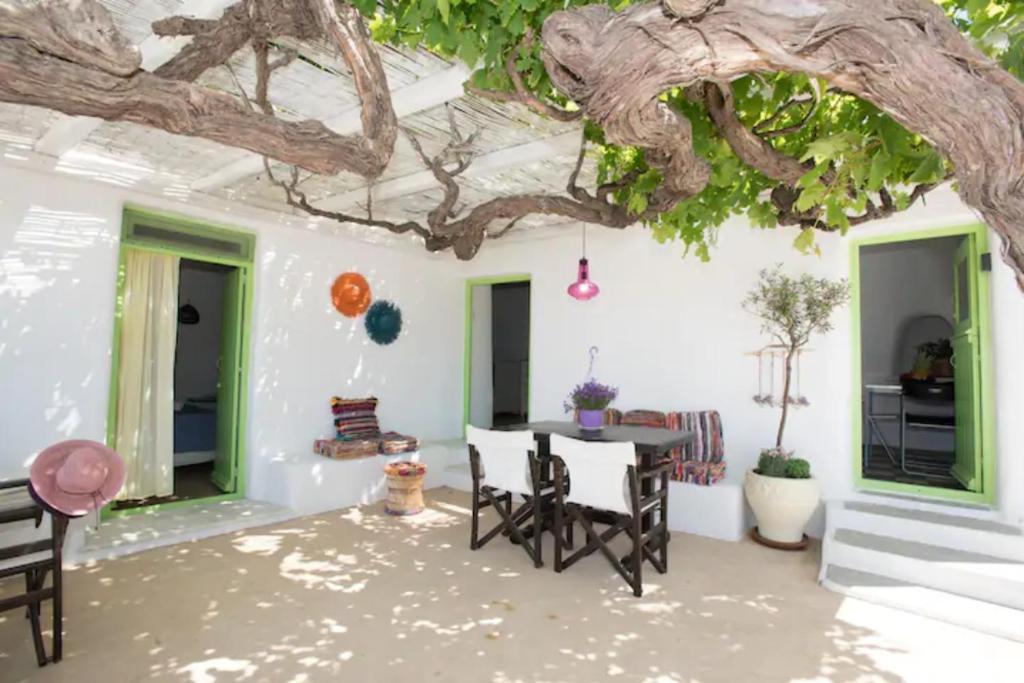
[178,300,200,325]
[753,350,765,405]
[365,300,402,345]
[567,225,600,301]
[586,346,599,378]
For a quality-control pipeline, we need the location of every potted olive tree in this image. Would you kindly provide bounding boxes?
[742,266,849,548]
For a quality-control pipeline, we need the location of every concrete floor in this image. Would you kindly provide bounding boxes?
[2,487,1023,682]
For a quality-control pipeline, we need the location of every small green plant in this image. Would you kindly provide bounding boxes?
[785,458,812,479]
[756,449,790,477]
[756,449,812,479]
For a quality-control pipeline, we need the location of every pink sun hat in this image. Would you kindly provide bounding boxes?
[29,440,126,517]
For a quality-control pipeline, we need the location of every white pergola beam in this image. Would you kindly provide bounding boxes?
[190,62,472,192]
[32,0,241,158]
[316,129,582,212]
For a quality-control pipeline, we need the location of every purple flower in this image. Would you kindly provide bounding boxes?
[564,379,619,412]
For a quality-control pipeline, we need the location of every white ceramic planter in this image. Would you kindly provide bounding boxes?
[743,470,821,544]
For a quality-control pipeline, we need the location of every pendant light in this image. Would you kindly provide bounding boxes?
[567,225,600,301]
[178,300,200,325]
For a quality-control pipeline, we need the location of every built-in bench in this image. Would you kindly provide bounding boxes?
[264,439,462,515]
[439,432,749,542]
[265,426,749,541]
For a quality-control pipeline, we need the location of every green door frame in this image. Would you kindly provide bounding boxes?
[849,222,995,505]
[463,274,532,435]
[103,205,255,519]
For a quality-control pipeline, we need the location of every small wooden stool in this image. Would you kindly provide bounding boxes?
[383,461,427,516]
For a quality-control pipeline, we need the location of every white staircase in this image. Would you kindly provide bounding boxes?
[820,500,1024,642]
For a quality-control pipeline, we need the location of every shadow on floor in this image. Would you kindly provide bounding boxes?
[2,488,1021,682]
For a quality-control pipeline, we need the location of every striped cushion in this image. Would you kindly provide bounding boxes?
[331,396,381,440]
[665,410,726,485]
[676,461,727,485]
[379,432,419,455]
[621,409,667,428]
[314,438,380,459]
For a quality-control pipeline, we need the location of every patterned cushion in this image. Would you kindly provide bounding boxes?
[675,460,727,485]
[331,397,381,440]
[621,409,667,428]
[379,432,419,455]
[665,410,726,485]
[314,438,380,459]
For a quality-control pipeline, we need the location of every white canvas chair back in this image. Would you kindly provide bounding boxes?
[549,434,636,515]
[466,425,535,497]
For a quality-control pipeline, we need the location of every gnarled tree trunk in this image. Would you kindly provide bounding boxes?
[540,0,1024,287]
[0,0,1022,279]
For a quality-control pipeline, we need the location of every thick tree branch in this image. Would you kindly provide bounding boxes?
[153,0,319,82]
[541,0,1024,287]
[465,31,581,122]
[0,0,139,76]
[309,0,397,173]
[703,82,809,187]
[282,130,678,259]
[0,0,396,179]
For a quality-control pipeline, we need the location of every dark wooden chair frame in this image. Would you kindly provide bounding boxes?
[551,455,672,597]
[0,479,70,667]
[468,444,564,568]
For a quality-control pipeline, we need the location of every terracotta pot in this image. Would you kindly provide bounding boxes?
[931,358,954,378]
[743,470,820,544]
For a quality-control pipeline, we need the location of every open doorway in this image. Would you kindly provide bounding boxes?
[465,277,531,429]
[854,227,990,500]
[167,259,233,504]
[107,209,252,515]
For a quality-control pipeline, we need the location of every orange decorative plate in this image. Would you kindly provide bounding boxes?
[331,272,372,317]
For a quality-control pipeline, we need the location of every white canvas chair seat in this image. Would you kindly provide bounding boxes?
[549,434,669,598]
[466,426,556,568]
[549,434,637,515]
[465,425,535,496]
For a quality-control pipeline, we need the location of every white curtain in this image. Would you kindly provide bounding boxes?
[115,251,179,500]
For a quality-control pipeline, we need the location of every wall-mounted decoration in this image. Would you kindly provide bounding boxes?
[331,272,372,317]
[178,300,200,325]
[747,345,809,408]
[365,300,402,345]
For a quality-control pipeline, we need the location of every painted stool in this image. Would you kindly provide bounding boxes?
[383,461,427,515]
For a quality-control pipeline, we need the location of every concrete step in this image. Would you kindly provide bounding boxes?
[822,565,1024,644]
[829,500,1024,561]
[827,528,1024,610]
[74,498,297,564]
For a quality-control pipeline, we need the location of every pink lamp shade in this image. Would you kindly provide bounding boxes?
[567,258,600,300]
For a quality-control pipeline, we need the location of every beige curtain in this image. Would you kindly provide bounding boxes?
[115,250,179,500]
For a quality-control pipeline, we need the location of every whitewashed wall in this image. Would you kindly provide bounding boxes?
[2,159,1021,529]
[465,187,1024,527]
[0,163,466,503]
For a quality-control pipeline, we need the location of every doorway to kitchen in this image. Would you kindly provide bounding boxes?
[851,224,993,503]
